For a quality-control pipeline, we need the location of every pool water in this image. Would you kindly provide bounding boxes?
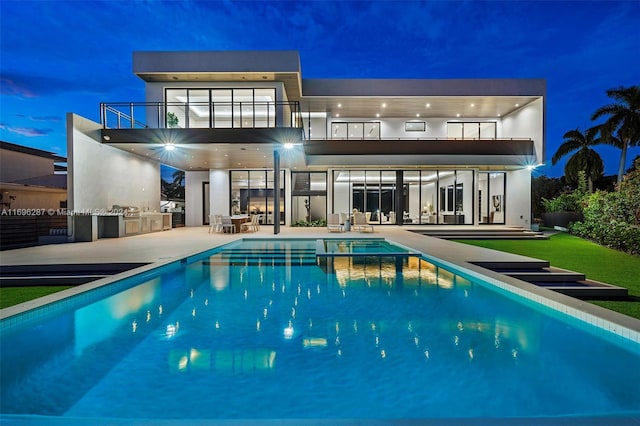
[321,238,417,255]
[1,239,639,420]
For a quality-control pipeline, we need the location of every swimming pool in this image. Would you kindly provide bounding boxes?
[1,238,639,421]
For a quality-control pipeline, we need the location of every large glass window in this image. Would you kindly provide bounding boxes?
[331,122,380,140]
[188,89,209,128]
[332,170,397,225]
[447,122,496,140]
[420,171,437,224]
[291,172,327,224]
[478,172,505,224]
[402,170,474,225]
[166,88,276,129]
[230,170,285,225]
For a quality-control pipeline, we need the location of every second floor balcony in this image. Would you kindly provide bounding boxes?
[100,101,303,130]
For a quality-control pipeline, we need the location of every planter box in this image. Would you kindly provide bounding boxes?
[541,212,583,228]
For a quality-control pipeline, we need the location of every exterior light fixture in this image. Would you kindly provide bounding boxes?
[283,143,294,149]
[103,135,111,141]
[164,143,175,151]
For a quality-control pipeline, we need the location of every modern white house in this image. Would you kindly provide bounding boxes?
[67,50,545,237]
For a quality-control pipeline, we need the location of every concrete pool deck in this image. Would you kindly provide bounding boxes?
[2,225,640,341]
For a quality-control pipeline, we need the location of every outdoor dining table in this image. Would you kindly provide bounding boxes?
[230,215,250,232]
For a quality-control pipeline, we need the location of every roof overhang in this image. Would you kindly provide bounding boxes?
[304,140,536,167]
[133,51,303,101]
[101,128,306,171]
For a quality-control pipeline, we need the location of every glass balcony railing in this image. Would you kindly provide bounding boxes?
[100,101,303,130]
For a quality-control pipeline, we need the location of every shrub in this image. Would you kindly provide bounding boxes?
[542,171,588,213]
[569,161,640,254]
[291,219,327,227]
[542,192,583,213]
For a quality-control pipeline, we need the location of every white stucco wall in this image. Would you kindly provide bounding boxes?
[505,168,532,228]
[184,171,209,226]
[209,170,230,217]
[67,113,160,212]
[501,98,544,164]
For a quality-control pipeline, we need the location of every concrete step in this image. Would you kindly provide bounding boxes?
[470,261,628,299]
[0,263,148,287]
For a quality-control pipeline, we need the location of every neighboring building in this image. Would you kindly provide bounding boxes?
[0,141,68,249]
[0,141,67,211]
[68,50,545,236]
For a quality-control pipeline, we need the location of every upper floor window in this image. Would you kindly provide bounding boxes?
[331,121,380,140]
[165,88,276,129]
[447,122,496,140]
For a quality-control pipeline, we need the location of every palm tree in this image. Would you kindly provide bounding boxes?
[552,127,604,192]
[591,85,640,185]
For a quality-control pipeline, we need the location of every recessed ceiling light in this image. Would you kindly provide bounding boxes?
[426,103,431,108]
[416,113,420,117]
[376,113,380,117]
[456,113,460,117]
[382,103,386,108]
[515,103,519,107]
[336,113,340,117]
[337,103,342,108]
[224,154,228,157]
[497,113,501,117]
[470,103,475,107]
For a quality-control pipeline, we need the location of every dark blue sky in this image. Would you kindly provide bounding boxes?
[1,0,638,178]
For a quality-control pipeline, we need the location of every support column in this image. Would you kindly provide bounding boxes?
[273,150,280,235]
[395,171,403,225]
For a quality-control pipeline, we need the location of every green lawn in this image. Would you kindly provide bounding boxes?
[454,232,640,319]
[0,286,72,309]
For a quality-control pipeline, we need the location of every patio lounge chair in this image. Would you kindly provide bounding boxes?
[327,213,344,232]
[353,212,374,233]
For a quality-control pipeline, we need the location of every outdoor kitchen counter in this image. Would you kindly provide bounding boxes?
[74,213,172,241]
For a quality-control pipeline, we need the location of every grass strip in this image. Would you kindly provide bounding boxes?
[0,286,72,309]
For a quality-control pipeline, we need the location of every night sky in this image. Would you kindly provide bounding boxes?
[1,0,638,178]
